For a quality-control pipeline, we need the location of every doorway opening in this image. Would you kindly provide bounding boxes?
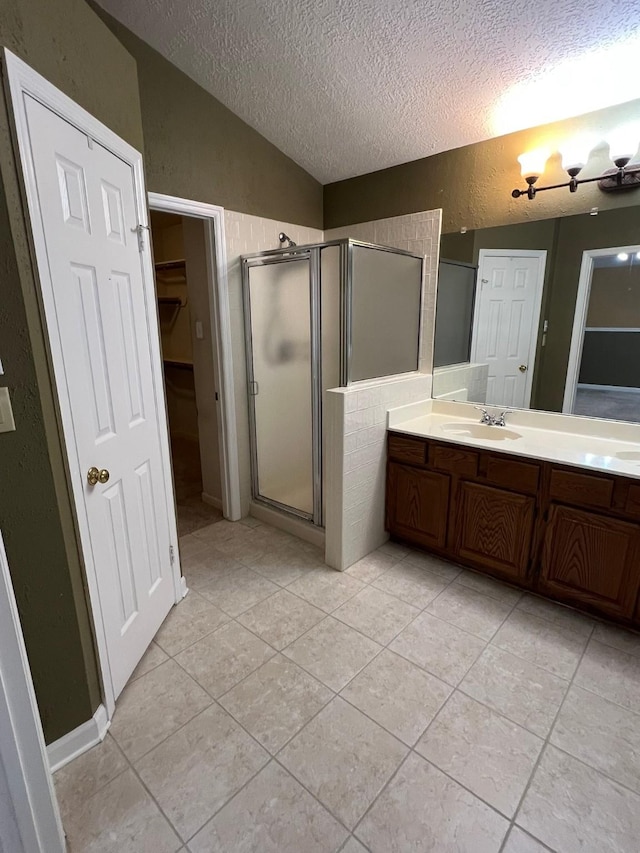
[564,245,640,422]
[149,211,223,535]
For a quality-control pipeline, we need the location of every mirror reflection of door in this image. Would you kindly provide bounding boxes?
[470,250,547,408]
[564,247,640,422]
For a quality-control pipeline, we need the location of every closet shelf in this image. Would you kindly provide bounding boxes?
[157,296,182,306]
[163,358,194,370]
[155,259,186,270]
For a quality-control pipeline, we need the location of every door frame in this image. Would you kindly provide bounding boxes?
[471,249,547,408]
[562,245,640,413]
[4,49,183,718]
[0,528,66,853]
[148,193,241,521]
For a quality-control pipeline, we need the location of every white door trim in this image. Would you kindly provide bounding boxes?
[148,192,241,520]
[472,249,547,408]
[563,245,640,413]
[0,529,66,853]
[3,49,182,718]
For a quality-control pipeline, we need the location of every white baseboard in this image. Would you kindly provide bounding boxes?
[47,704,110,773]
[201,492,223,510]
[180,575,189,599]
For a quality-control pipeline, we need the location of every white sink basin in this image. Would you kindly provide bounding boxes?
[615,451,640,461]
[439,423,522,441]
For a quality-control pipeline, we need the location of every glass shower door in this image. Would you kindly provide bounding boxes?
[245,256,315,518]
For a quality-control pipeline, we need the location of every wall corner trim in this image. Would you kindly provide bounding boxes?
[47,704,109,773]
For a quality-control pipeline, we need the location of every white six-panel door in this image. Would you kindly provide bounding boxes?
[21,94,177,700]
[471,251,546,409]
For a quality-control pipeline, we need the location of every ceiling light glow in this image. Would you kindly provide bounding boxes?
[493,35,640,137]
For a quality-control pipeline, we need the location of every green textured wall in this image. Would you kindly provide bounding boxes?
[324,99,640,233]
[0,0,144,742]
[95,8,323,228]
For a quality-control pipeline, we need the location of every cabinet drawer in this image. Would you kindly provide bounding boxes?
[388,434,426,465]
[485,456,540,495]
[430,444,478,477]
[549,469,613,510]
[625,484,640,518]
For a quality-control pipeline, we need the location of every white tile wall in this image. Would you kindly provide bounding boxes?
[223,211,323,514]
[433,363,489,403]
[325,373,432,571]
[325,210,443,373]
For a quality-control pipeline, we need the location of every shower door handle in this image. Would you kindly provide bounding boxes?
[249,381,259,396]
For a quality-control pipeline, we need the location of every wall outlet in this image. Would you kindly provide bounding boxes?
[0,387,16,433]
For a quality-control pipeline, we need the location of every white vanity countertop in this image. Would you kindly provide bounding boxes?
[387,399,640,480]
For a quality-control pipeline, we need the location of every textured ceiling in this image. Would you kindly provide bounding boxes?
[96,0,640,183]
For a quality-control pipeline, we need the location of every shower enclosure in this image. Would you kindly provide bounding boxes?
[242,239,424,527]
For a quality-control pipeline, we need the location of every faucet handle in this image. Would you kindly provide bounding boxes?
[474,406,491,423]
[496,410,513,426]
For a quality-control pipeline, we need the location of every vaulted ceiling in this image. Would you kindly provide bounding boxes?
[96,0,640,183]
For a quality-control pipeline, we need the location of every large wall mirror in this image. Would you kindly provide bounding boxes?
[433,204,640,423]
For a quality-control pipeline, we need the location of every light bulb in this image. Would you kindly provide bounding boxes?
[617,253,629,261]
[517,148,550,179]
[608,123,640,163]
[560,136,595,171]
[636,251,640,260]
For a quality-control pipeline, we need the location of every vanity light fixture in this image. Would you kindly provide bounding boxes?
[617,252,630,261]
[512,125,640,200]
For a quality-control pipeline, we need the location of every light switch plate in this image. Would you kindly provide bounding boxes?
[195,320,204,340]
[0,387,16,433]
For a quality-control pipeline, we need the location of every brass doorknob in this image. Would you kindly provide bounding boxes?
[518,364,528,373]
[87,467,110,486]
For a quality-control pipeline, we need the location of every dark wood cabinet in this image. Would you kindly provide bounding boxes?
[540,505,640,620]
[386,431,640,627]
[386,462,449,550]
[454,482,534,582]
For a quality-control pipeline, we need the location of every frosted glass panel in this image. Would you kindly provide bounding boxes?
[320,245,342,521]
[248,260,313,515]
[350,246,422,381]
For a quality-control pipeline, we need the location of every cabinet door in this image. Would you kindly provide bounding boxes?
[541,504,640,620]
[387,462,449,550]
[454,482,534,581]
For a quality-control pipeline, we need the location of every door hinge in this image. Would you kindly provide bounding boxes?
[131,223,150,251]
[169,544,175,565]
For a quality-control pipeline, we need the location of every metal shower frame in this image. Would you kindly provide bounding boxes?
[241,238,425,527]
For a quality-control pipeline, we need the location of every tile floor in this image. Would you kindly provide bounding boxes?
[171,435,223,536]
[54,518,640,852]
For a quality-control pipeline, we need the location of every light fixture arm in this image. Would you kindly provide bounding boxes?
[512,161,640,199]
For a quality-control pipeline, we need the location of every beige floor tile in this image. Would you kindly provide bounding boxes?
[356,752,508,853]
[54,734,127,821]
[460,645,568,737]
[63,768,180,853]
[244,548,318,586]
[135,703,268,841]
[333,587,420,644]
[575,639,640,712]
[551,684,640,793]
[416,691,543,817]
[371,561,449,608]
[345,551,398,582]
[286,567,364,612]
[279,697,407,828]
[237,589,325,650]
[376,541,410,560]
[178,533,210,560]
[401,550,461,581]
[591,621,640,657]
[426,584,513,641]
[192,519,241,544]
[183,550,245,590]
[219,655,332,752]
[154,592,229,656]
[389,611,485,685]
[341,649,451,745]
[515,594,594,639]
[197,566,278,617]
[492,609,587,679]
[340,838,369,853]
[129,642,168,683]
[518,745,640,853]
[283,617,381,691]
[110,660,211,761]
[454,570,523,606]
[176,621,275,698]
[188,761,347,853]
[503,827,550,852]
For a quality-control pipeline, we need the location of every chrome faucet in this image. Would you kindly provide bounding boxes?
[474,407,512,427]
